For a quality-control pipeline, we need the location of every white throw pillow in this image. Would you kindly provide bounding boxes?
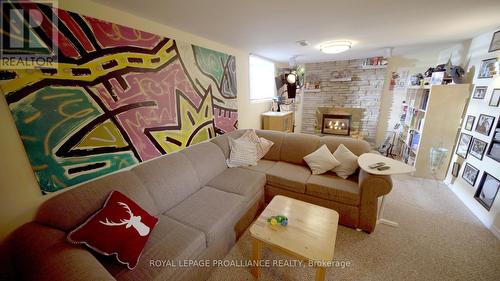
[227,137,258,168]
[303,145,341,175]
[332,144,359,179]
[239,130,274,160]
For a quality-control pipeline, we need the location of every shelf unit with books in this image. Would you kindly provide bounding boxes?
[397,84,472,179]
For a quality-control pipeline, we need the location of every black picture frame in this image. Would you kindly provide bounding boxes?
[475,114,495,136]
[462,163,479,186]
[489,30,500,52]
[451,162,460,177]
[472,86,487,99]
[465,115,475,131]
[456,133,472,158]
[469,138,488,160]
[489,89,500,107]
[474,173,500,211]
[478,58,498,79]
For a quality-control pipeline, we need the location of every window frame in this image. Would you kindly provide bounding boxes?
[248,54,276,102]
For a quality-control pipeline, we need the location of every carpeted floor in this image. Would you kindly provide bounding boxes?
[207,174,500,281]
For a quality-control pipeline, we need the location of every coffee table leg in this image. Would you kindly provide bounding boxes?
[251,238,261,279]
[315,267,326,281]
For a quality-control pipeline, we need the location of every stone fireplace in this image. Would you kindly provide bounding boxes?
[300,59,386,144]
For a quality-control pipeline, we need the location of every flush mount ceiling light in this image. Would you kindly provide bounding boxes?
[319,41,352,54]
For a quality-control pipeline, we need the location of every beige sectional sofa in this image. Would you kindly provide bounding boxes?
[10,129,392,281]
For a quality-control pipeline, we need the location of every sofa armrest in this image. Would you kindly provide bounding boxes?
[357,169,393,232]
[358,169,393,198]
[10,222,115,281]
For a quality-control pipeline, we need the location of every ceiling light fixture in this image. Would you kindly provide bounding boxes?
[319,41,352,54]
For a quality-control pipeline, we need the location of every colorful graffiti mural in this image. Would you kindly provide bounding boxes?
[0,3,238,193]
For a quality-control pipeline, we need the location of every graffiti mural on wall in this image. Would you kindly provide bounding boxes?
[0,3,238,194]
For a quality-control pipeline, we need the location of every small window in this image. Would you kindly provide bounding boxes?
[249,55,276,101]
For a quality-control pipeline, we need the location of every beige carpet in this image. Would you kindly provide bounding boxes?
[208,174,500,281]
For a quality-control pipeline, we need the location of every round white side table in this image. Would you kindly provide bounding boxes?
[358,153,415,227]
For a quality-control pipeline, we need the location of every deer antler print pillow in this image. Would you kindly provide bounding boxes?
[67,191,159,269]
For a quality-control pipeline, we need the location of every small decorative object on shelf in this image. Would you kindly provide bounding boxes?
[329,69,352,82]
[362,56,388,69]
[267,215,288,227]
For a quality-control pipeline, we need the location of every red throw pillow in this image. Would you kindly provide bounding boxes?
[68,191,159,269]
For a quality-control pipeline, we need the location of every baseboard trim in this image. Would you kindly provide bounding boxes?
[491,225,500,240]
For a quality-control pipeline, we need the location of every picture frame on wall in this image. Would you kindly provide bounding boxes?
[489,89,500,107]
[489,30,500,52]
[465,115,475,131]
[451,162,460,177]
[478,58,498,79]
[472,86,487,99]
[469,138,488,160]
[456,133,473,158]
[475,114,495,136]
[462,163,479,186]
[474,173,500,211]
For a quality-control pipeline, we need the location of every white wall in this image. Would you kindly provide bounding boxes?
[444,29,500,239]
[0,0,269,243]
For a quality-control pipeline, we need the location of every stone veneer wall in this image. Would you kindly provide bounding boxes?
[302,59,386,144]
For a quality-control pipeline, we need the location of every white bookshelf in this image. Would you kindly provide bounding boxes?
[398,84,472,179]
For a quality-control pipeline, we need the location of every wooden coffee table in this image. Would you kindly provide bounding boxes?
[250,195,339,281]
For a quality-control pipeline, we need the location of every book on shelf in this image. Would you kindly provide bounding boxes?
[411,132,420,151]
[420,91,429,110]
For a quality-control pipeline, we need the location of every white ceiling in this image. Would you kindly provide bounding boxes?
[94,0,500,63]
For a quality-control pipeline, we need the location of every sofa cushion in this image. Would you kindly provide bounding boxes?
[181,142,228,185]
[256,130,285,161]
[332,144,359,179]
[306,172,360,206]
[266,161,311,193]
[210,130,247,159]
[111,215,206,281]
[280,133,321,165]
[239,129,274,160]
[227,137,258,168]
[165,186,245,245]
[320,136,370,156]
[207,167,266,201]
[303,144,341,175]
[36,171,158,232]
[240,159,277,173]
[133,152,201,213]
[67,191,159,270]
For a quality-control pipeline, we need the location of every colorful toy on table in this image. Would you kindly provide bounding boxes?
[267,215,288,227]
